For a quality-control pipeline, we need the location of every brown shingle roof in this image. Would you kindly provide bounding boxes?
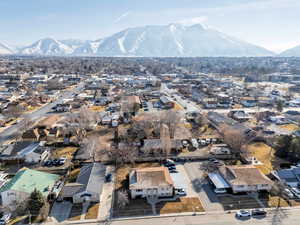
[129,167,173,189]
[220,165,273,186]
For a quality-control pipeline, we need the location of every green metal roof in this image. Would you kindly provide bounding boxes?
[0,169,60,196]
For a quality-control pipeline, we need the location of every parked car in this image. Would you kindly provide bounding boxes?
[59,157,67,165]
[191,139,199,148]
[105,173,112,182]
[0,213,11,225]
[177,190,187,196]
[251,209,267,217]
[236,210,251,218]
[167,165,176,170]
[283,188,294,198]
[214,188,227,194]
[291,187,300,198]
[162,159,175,167]
[182,140,189,147]
[43,160,53,167]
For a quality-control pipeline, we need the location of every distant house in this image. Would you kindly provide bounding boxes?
[141,139,183,154]
[0,168,60,209]
[209,165,273,193]
[228,110,251,122]
[159,96,174,109]
[129,167,174,199]
[59,163,105,203]
[274,166,300,187]
[0,141,48,164]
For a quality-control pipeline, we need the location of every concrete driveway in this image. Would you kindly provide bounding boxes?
[184,162,223,212]
[50,201,72,222]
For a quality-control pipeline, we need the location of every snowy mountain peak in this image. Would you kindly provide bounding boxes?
[0,42,14,55]
[14,23,275,57]
[279,45,300,57]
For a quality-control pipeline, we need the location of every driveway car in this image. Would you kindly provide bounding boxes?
[236,210,251,218]
[251,209,267,217]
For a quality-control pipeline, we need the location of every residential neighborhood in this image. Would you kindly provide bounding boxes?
[0,56,300,225]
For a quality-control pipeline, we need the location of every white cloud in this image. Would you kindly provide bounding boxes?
[114,11,131,24]
[177,16,208,25]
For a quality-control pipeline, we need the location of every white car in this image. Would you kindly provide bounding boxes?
[284,188,294,198]
[236,210,251,218]
[214,188,227,194]
[291,187,300,198]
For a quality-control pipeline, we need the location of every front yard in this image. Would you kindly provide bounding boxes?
[113,162,204,217]
[85,203,100,219]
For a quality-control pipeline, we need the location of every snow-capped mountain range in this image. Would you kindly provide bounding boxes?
[279,45,300,57]
[0,23,299,57]
[0,42,14,55]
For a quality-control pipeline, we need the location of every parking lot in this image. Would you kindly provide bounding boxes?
[184,161,224,212]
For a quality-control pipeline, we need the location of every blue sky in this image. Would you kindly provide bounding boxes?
[1,0,299,52]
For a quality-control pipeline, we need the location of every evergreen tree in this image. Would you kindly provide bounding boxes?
[27,189,45,215]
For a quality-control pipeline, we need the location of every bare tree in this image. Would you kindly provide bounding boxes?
[160,110,182,138]
[117,190,129,209]
[4,104,24,119]
[81,135,100,162]
[160,123,171,158]
[219,124,255,156]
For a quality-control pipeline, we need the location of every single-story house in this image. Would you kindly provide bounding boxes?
[209,165,273,193]
[129,167,174,199]
[59,163,105,203]
[0,168,60,209]
[273,166,300,187]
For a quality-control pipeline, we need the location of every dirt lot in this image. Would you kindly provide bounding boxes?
[85,203,100,219]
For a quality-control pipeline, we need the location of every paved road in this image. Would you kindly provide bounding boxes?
[161,83,300,114]
[59,207,300,225]
[0,82,85,144]
[50,201,72,222]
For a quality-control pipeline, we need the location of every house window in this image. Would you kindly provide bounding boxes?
[238,185,244,188]
[135,189,142,192]
[261,184,269,187]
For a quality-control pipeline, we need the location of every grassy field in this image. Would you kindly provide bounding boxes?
[67,168,81,183]
[52,147,78,159]
[89,106,105,112]
[279,124,300,132]
[158,197,204,214]
[248,142,288,174]
[85,203,100,219]
[267,196,289,208]
[174,103,184,111]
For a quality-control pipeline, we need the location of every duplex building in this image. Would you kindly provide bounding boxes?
[129,167,174,199]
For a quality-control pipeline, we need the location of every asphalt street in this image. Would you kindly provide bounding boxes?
[0,82,85,145]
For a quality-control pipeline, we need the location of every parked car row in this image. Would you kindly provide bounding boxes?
[181,138,220,149]
[162,159,178,173]
[236,209,267,218]
[43,157,66,167]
